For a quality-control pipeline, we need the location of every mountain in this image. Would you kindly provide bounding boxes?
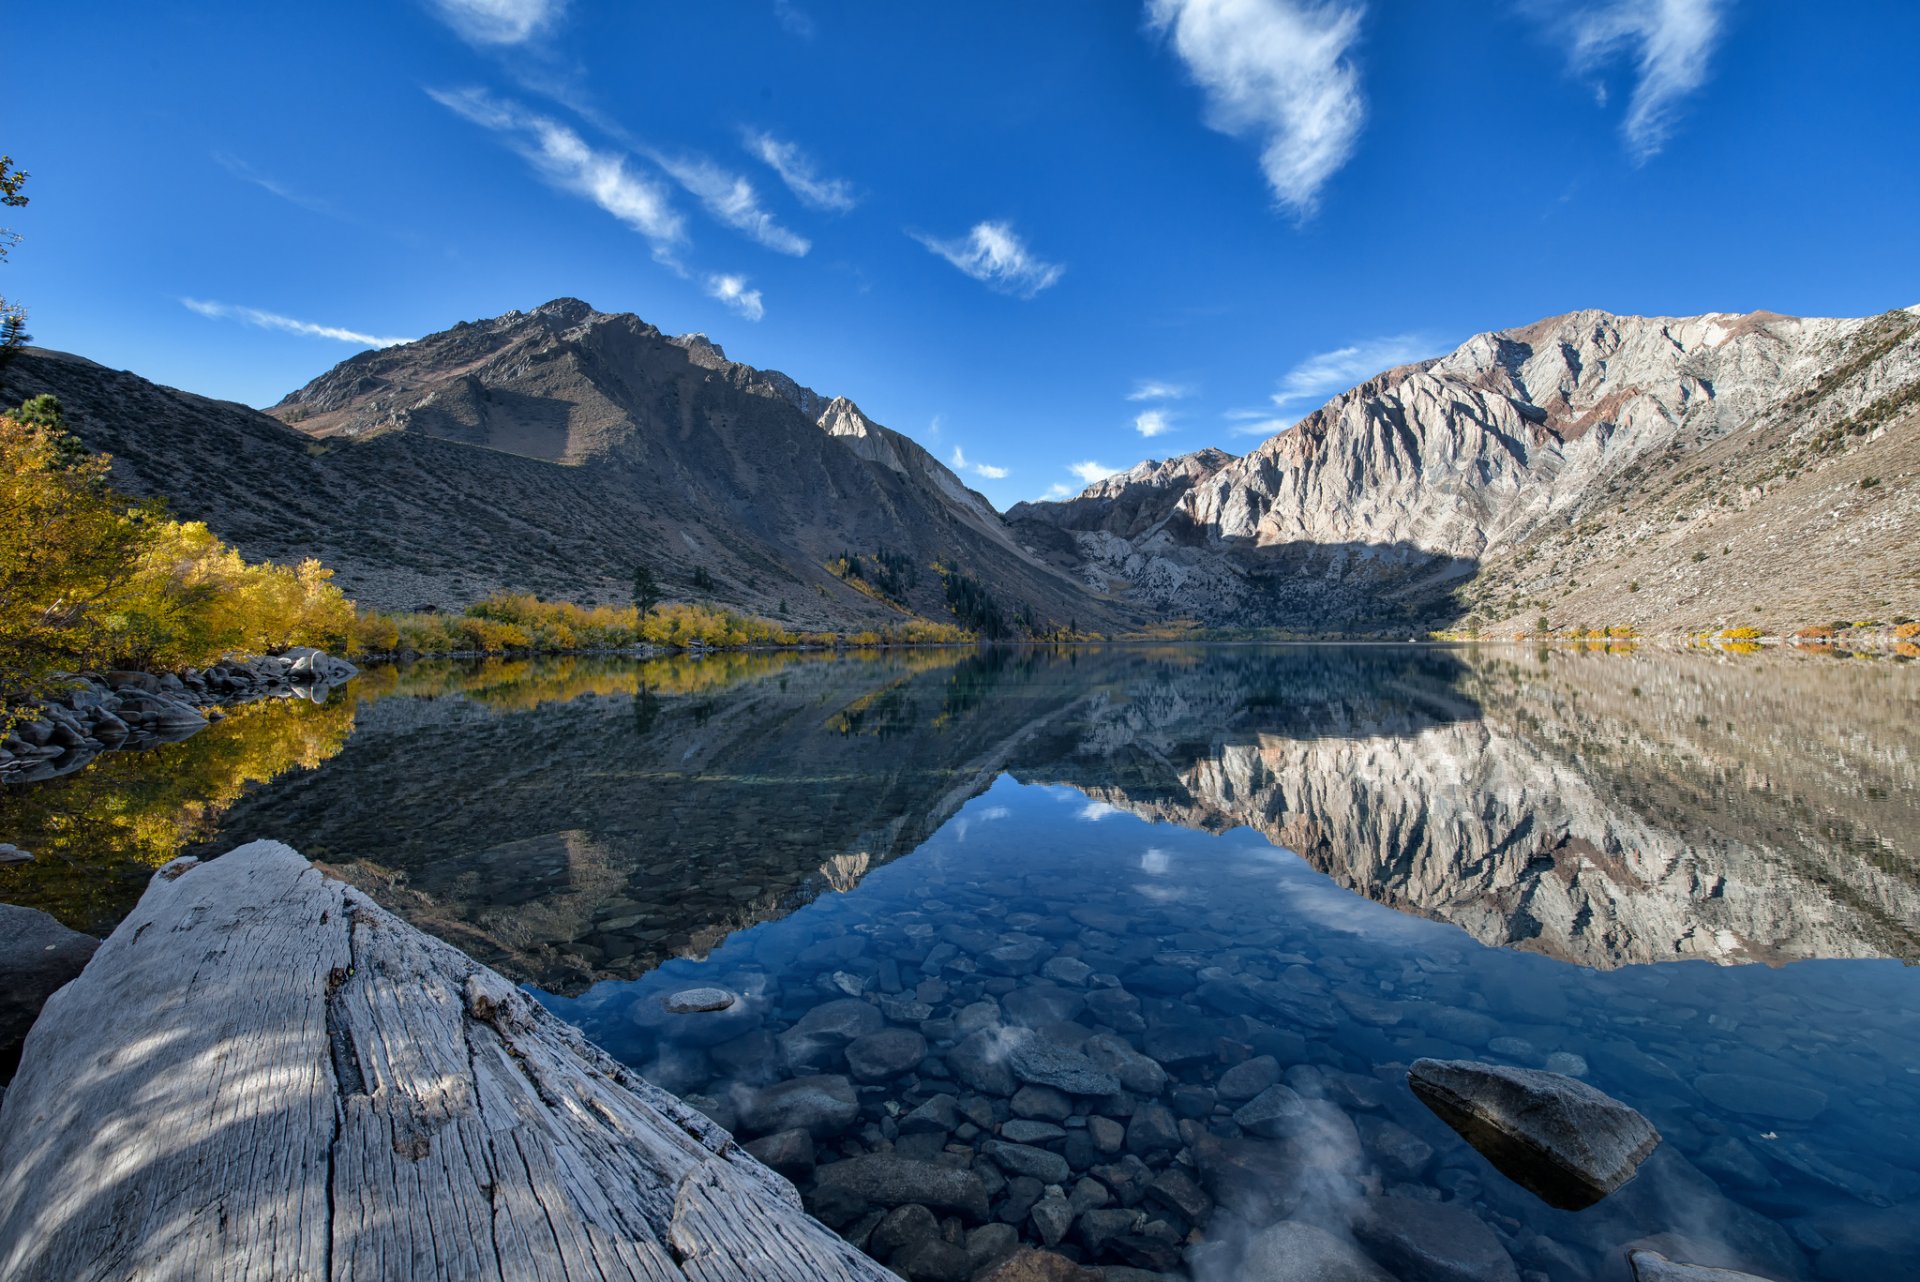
[1011,306,1920,633]
[4,299,1123,632]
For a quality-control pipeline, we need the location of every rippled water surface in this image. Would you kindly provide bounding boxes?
[3,644,1917,1280]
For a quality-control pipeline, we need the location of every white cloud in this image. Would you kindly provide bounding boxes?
[1141,847,1172,875]
[912,221,1064,299]
[428,87,685,265]
[744,130,858,212]
[1069,460,1120,485]
[772,0,816,39]
[1146,0,1367,217]
[1229,417,1296,438]
[182,298,413,348]
[1127,379,1192,401]
[430,0,562,45]
[927,414,943,439]
[652,153,810,256]
[1270,333,1437,408]
[1557,0,1728,160]
[950,444,1010,480]
[1079,801,1124,822]
[1134,409,1176,438]
[706,274,765,321]
[1043,483,1075,500]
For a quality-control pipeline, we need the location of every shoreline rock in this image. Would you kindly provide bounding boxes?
[0,647,359,784]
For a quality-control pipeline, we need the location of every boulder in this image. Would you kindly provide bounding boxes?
[983,1139,1071,1184]
[1349,1196,1519,1282]
[810,1154,991,1221]
[740,1127,815,1180]
[1008,1038,1120,1096]
[735,1074,860,1137]
[1629,1249,1782,1281]
[844,1027,928,1082]
[977,1248,1102,1282]
[1409,1057,1661,1209]
[1240,1221,1393,1282]
[949,1029,1018,1096]
[0,905,99,1078]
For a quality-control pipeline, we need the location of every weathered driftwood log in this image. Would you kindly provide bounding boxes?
[0,840,891,1282]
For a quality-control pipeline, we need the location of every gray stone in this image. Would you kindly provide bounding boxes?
[984,1139,1071,1184]
[1628,1249,1781,1281]
[1217,1054,1282,1101]
[0,905,99,1073]
[1030,1195,1074,1248]
[662,987,736,1013]
[811,1154,991,1221]
[1241,1220,1394,1282]
[1002,1119,1067,1144]
[1009,1038,1120,1096]
[1409,1057,1661,1210]
[966,1222,1021,1271]
[982,935,1049,976]
[777,997,883,1069]
[949,1029,1018,1096]
[1142,1020,1216,1067]
[736,1073,860,1138]
[1126,1103,1180,1159]
[1350,1196,1519,1282]
[1040,957,1093,986]
[901,1093,961,1135]
[1361,1116,1435,1181]
[1233,1084,1308,1139]
[1084,1034,1167,1095]
[1077,1206,1141,1255]
[891,1235,973,1282]
[1088,1115,1125,1154]
[845,1027,928,1082]
[1012,1084,1073,1121]
[871,1202,941,1258]
[1145,1167,1211,1225]
[741,1127,815,1179]
[1083,987,1145,1032]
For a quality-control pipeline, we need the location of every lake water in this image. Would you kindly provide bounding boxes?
[3,644,1917,1280]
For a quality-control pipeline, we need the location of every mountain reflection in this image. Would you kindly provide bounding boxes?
[164,644,1920,991]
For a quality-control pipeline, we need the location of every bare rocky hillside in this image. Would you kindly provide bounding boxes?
[1012,306,1920,634]
[5,300,1125,632]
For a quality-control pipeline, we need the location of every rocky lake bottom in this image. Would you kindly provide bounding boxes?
[2,644,1916,1280]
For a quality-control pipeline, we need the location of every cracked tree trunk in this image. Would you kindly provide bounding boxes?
[0,841,890,1282]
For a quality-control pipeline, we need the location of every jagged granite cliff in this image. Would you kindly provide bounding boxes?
[1011,307,1920,632]
[4,300,1122,632]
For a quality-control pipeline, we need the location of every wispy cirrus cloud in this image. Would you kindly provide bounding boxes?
[428,87,686,265]
[950,445,1011,480]
[1146,0,1367,218]
[1271,333,1436,407]
[1127,379,1193,401]
[1134,409,1177,438]
[772,0,816,39]
[1545,0,1729,160]
[213,153,339,219]
[651,152,810,256]
[429,0,563,46]
[706,274,765,321]
[1226,331,1440,437]
[912,221,1064,299]
[744,130,858,213]
[182,298,413,348]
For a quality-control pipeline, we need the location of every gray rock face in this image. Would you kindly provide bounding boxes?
[736,1074,860,1138]
[0,905,99,1077]
[811,1154,992,1221]
[1409,1057,1661,1209]
[1010,307,1920,635]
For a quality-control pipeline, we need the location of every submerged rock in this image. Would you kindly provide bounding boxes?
[736,1073,860,1137]
[1240,1220,1394,1282]
[1408,1057,1661,1210]
[1629,1248,1782,1281]
[662,986,737,1013]
[1349,1196,1518,1282]
[811,1154,992,1221]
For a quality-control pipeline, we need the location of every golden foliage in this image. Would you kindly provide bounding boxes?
[0,402,355,722]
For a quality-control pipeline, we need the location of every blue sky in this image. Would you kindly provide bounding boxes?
[8,1,1918,507]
